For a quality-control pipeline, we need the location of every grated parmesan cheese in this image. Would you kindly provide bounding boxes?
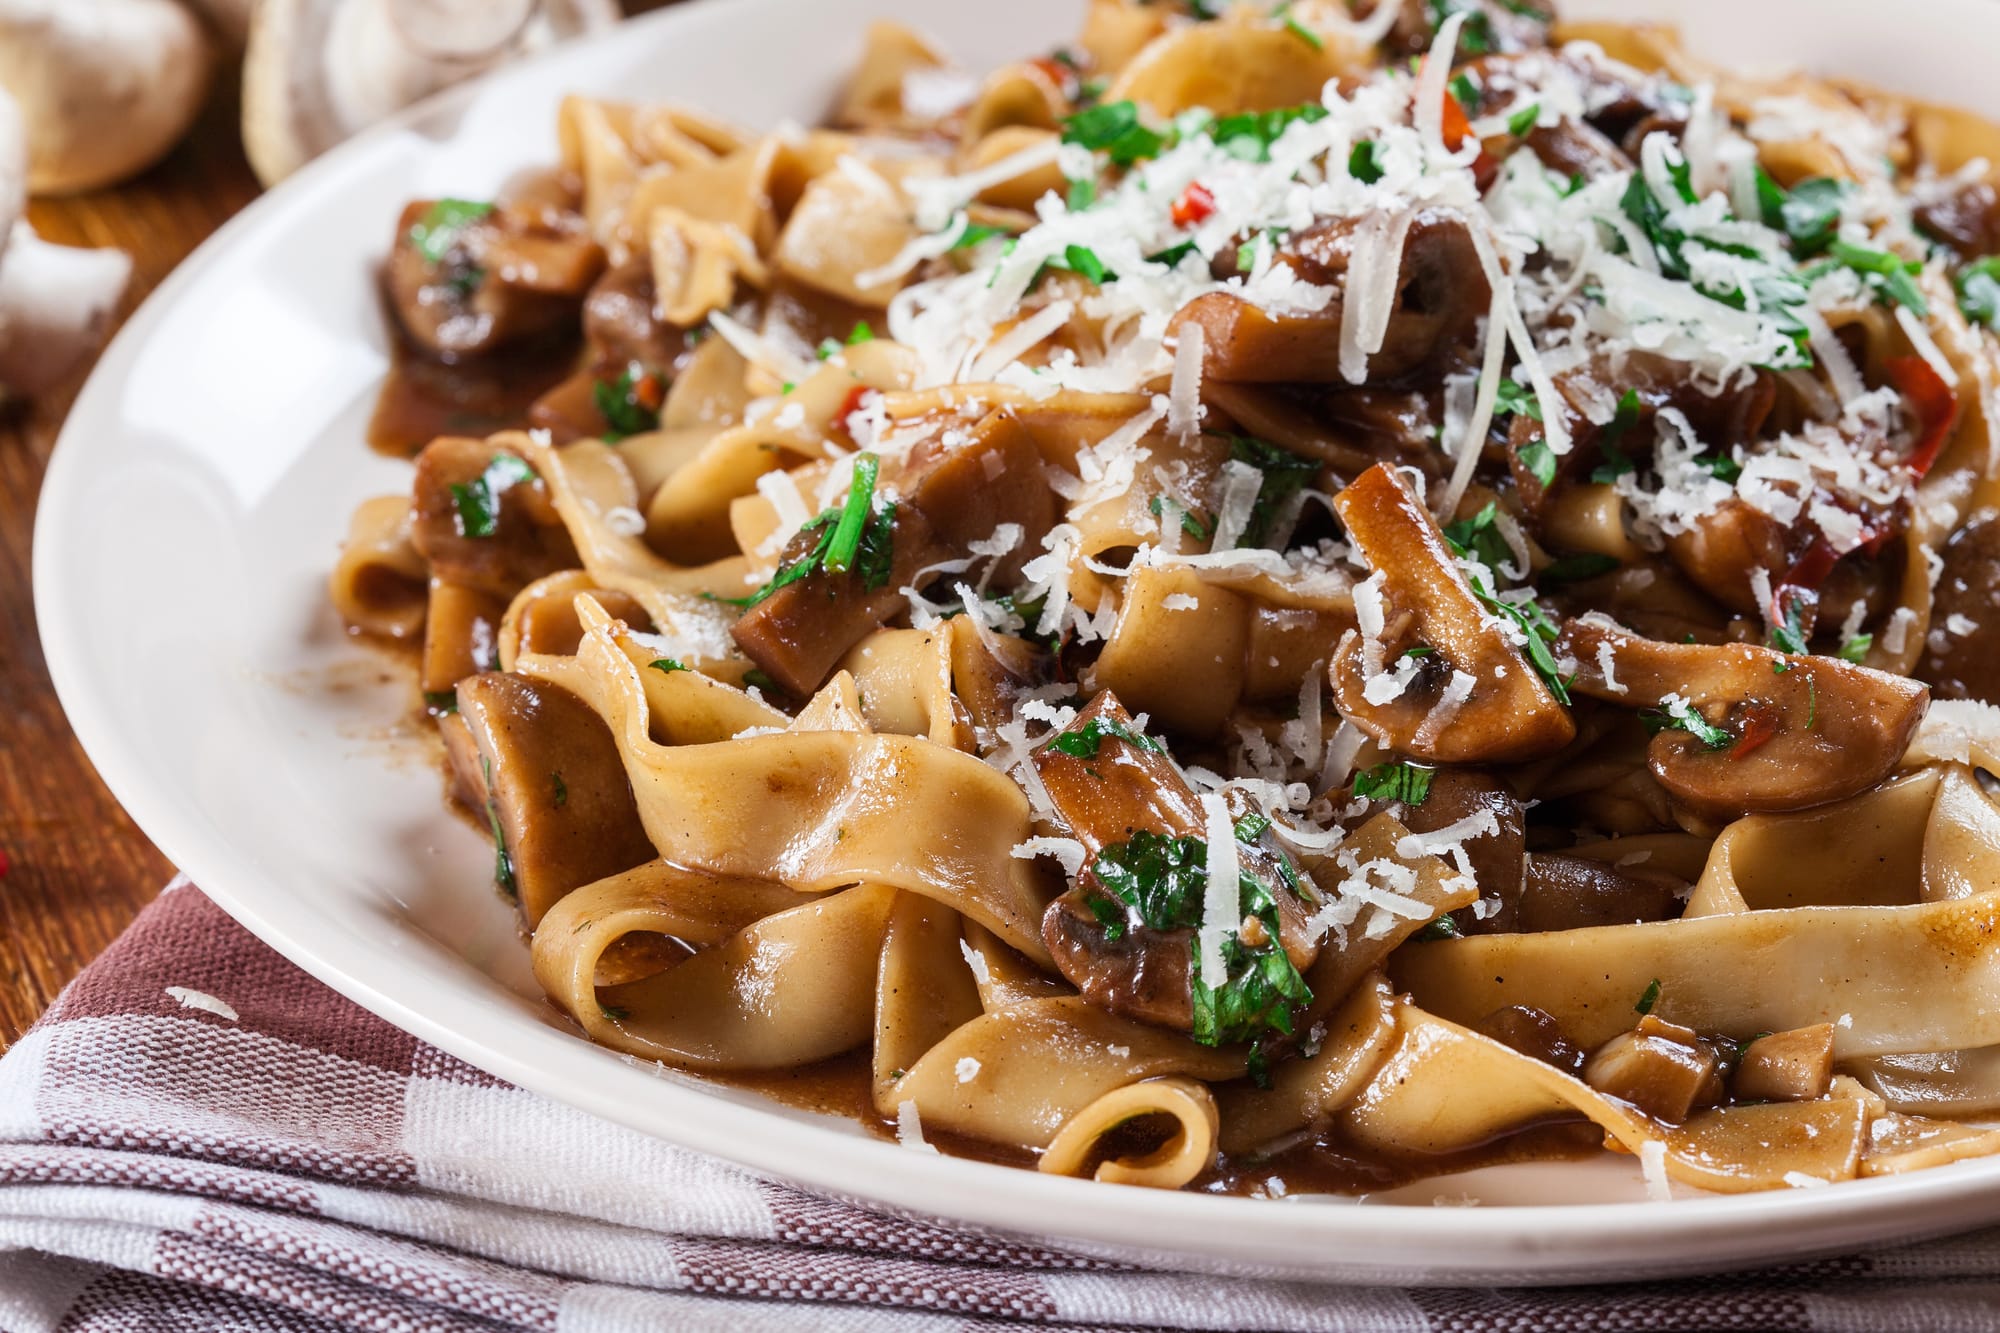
[164,987,238,1021]
[896,1100,939,1153]
[1639,1140,1672,1201]
[1197,793,1240,986]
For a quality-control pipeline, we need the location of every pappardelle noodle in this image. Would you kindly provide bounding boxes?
[332,0,2000,1199]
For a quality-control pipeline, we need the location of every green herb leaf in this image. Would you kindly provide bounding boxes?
[648,658,689,675]
[1956,255,2000,330]
[719,455,894,607]
[552,771,568,808]
[422,689,458,715]
[950,222,1008,252]
[1061,99,1168,165]
[480,754,517,901]
[1838,631,1873,664]
[409,198,493,265]
[1049,715,1165,759]
[1472,585,1573,704]
[1642,697,1733,749]
[1768,593,1810,656]
[1148,494,1212,541]
[1066,175,1098,211]
[1148,239,1200,266]
[1093,830,1208,931]
[1635,978,1662,1015]
[1352,761,1435,805]
[1776,176,1849,255]
[821,453,881,576]
[1539,552,1621,583]
[1828,238,1929,315]
[1274,3,1324,49]
[593,362,663,442]
[1348,140,1384,184]
[1426,0,1494,55]
[1210,103,1330,162]
[1506,101,1541,137]
[1519,439,1558,489]
[1415,914,1462,941]
[1449,72,1480,110]
[1493,376,1543,421]
[1226,435,1318,548]
[448,453,538,539]
[1063,243,1111,284]
[1442,500,1513,573]
[1586,388,1643,484]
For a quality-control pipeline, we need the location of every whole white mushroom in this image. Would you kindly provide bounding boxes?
[0,0,216,195]
[243,0,620,188]
[0,87,132,397]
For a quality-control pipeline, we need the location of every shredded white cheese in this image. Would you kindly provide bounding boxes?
[164,987,238,1022]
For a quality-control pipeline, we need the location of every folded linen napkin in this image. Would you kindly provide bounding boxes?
[3,879,2000,1332]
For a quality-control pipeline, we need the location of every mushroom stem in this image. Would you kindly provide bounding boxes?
[0,222,132,398]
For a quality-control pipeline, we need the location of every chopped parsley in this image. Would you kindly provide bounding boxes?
[1539,552,1621,583]
[1226,435,1319,548]
[1493,376,1543,421]
[448,453,538,539]
[1449,72,1480,110]
[1149,494,1212,541]
[1442,500,1512,573]
[1049,714,1165,758]
[1642,697,1733,749]
[552,772,568,809]
[1093,830,1208,932]
[1506,101,1541,137]
[1426,0,1494,55]
[1763,174,1848,256]
[814,322,875,360]
[1066,175,1097,211]
[718,454,895,608]
[1148,238,1200,266]
[1274,3,1322,49]
[1822,239,1928,315]
[1635,978,1662,1016]
[1518,440,1558,488]
[1061,99,1167,165]
[600,1004,631,1022]
[1415,914,1462,941]
[1210,103,1330,162]
[1348,140,1384,184]
[479,754,517,901]
[1838,631,1873,664]
[1062,243,1111,284]
[422,689,458,715]
[1351,761,1435,805]
[648,658,689,675]
[1477,586,1573,704]
[408,198,492,265]
[950,222,1008,252]
[1956,256,2000,329]
[594,362,664,442]
[743,668,780,693]
[1586,388,1644,484]
[1768,593,1810,656]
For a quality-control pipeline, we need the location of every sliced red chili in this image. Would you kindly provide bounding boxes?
[1731,702,1784,759]
[833,384,872,441]
[633,371,666,413]
[1782,539,1839,593]
[1439,89,1499,190]
[1171,181,1216,228]
[1886,354,1957,480]
[1029,56,1079,101]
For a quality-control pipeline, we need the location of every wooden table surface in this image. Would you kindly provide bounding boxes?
[0,4,669,1052]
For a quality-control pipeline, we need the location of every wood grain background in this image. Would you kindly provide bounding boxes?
[0,2,672,1050]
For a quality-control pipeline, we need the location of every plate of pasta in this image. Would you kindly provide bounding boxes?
[37,0,2000,1284]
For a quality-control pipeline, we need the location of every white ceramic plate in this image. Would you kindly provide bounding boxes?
[35,0,2000,1284]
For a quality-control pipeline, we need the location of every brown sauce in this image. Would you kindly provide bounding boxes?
[368,312,583,458]
[1199,1118,1605,1198]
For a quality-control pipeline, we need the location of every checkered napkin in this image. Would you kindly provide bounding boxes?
[4,882,2000,1331]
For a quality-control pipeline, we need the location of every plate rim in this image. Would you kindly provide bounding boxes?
[32,0,2000,1285]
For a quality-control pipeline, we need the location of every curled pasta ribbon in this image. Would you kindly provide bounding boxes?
[327,495,427,639]
[1038,1077,1221,1189]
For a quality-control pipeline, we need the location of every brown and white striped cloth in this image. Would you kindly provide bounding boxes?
[4,880,2000,1332]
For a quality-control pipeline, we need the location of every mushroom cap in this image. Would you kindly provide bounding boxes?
[243,0,620,188]
[0,0,216,195]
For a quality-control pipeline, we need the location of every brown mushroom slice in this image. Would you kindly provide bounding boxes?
[1917,509,2000,704]
[1168,211,1488,386]
[1582,1014,1725,1125]
[1389,768,1526,933]
[1558,616,1930,819]
[1031,693,1318,1033]
[409,436,580,599]
[729,409,1056,696]
[583,256,686,371]
[1733,1024,1836,1104]
[386,198,604,359]
[1476,1005,1588,1076]
[1515,852,1686,932]
[449,671,660,928]
[1329,463,1576,763]
[420,578,508,697]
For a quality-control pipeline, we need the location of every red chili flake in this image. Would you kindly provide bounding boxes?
[633,370,665,413]
[832,384,872,441]
[1437,87,1499,190]
[1731,702,1784,759]
[1886,354,1957,480]
[0,848,9,877]
[1782,539,1840,593]
[1029,56,1079,101]
[1171,181,1216,228]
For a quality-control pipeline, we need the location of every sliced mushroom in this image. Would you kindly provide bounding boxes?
[448,670,660,928]
[1582,1014,1725,1125]
[583,256,685,373]
[1476,1004,1586,1076]
[1732,1023,1836,1104]
[729,408,1056,696]
[1032,692,1319,1034]
[1167,211,1489,386]
[1515,851,1685,931]
[1329,463,1576,763]
[1559,615,1930,819]
[409,436,580,597]
[1364,767,1526,933]
[385,197,604,359]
